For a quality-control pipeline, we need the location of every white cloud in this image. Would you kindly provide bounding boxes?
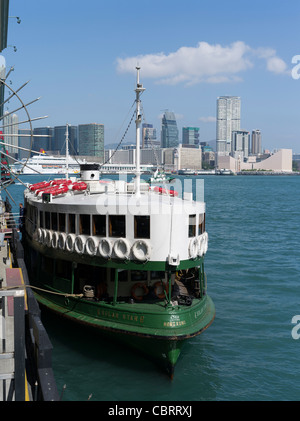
[252,47,288,75]
[199,116,216,123]
[266,56,288,74]
[116,41,288,85]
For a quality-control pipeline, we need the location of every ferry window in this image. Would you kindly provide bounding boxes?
[79,214,90,235]
[29,206,32,225]
[75,263,91,286]
[74,264,107,289]
[130,270,146,282]
[52,212,58,231]
[150,271,165,281]
[39,211,44,228]
[199,213,205,234]
[26,203,31,221]
[68,214,76,234]
[188,214,196,237]
[119,270,129,282]
[56,259,72,280]
[134,215,150,239]
[59,213,66,232]
[43,256,53,274]
[45,212,51,229]
[34,207,38,230]
[109,215,125,237]
[92,215,106,236]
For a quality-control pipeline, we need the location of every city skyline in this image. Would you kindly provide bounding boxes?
[1,0,300,152]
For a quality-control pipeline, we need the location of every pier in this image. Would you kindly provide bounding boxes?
[0,200,59,401]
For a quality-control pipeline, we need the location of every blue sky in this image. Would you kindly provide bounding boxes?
[2,0,300,152]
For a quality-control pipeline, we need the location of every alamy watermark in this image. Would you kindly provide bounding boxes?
[291,315,300,339]
[95,176,205,216]
[291,55,300,79]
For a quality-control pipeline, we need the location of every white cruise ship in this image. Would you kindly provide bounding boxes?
[13,154,85,175]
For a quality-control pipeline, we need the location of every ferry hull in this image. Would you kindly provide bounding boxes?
[22,230,215,377]
[32,289,215,377]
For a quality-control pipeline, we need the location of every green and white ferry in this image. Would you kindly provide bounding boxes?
[22,68,215,378]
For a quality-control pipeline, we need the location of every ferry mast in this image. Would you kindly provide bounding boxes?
[134,66,145,196]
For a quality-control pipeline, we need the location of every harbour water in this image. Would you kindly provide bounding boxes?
[6,174,300,401]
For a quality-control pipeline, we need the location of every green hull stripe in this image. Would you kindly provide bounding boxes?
[33,290,215,338]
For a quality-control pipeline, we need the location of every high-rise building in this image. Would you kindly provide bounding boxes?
[0,59,5,119]
[251,129,262,155]
[33,127,54,152]
[78,123,104,159]
[216,96,240,156]
[232,130,250,159]
[142,124,159,148]
[182,127,200,148]
[54,125,78,155]
[18,129,31,159]
[3,111,18,159]
[161,111,179,148]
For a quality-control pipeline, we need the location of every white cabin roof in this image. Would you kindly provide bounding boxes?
[25,185,205,216]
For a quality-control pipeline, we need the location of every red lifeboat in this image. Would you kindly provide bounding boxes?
[151,186,178,197]
[38,184,69,196]
[30,179,87,197]
[29,181,51,191]
[71,181,87,191]
[49,185,69,196]
[50,179,72,186]
[36,184,70,196]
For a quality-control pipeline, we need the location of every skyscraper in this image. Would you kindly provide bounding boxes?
[53,125,78,155]
[182,127,200,148]
[33,126,54,152]
[251,129,262,155]
[216,96,240,156]
[161,111,179,148]
[142,123,159,148]
[3,111,18,158]
[78,123,104,159]
[232,130,250,159]
[18,129,31,159]
[0,59,5,119]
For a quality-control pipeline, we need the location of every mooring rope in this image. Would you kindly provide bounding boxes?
[0,284,83,298]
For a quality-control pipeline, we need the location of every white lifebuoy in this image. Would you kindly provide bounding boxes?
[113,238,131,260]
[37,228,43,243]
[203,232,208,254]
[189,237,198,259]
[199,232,208,255]
[196,234,204,257]
[45,229,53,247]
[41,228,47,244]
[74,235,87,254]
[65,233,76,252]
[58,232,67,250]
[52,232,59,248]
[85,237,99,256]
[131,240,151,261]
[98,238,112,259]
